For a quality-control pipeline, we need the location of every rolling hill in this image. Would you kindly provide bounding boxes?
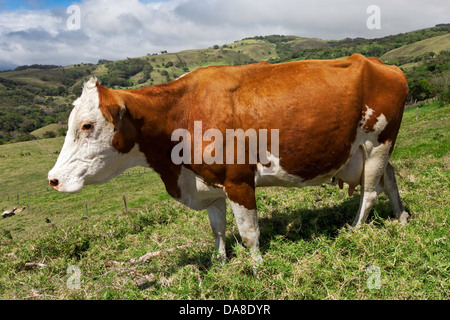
[381,33,450,60]
[0,25,448,144]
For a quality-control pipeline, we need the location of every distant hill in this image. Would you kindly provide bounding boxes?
[381,34,450,61]
[0,25,448,144]
[30,123,66,139]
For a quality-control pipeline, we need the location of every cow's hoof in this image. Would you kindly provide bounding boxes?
[210,252,227,268]
[397,211,410,225]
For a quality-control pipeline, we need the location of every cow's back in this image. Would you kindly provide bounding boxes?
[173,54,407,187]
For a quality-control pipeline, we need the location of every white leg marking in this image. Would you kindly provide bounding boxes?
[228,200,262,263]
[206,198,227,261]
[352,141,392,227]
[383,162,410,224]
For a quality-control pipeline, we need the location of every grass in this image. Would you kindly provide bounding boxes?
[30,123,66,139]
[0,102,448,300]
[381,33,450,60]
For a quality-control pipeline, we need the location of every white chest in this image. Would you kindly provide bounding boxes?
[175,167,226,210]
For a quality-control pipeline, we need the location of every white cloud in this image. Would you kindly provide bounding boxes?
[0,0,447,69]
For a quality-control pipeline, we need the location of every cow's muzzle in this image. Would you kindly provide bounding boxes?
[48,178,60,190]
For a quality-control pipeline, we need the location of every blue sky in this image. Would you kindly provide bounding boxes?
[0,0,78,11]
[0,0,167,11]
[0,0,447,70]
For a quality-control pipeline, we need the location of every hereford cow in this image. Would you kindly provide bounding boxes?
[48,54,409,262]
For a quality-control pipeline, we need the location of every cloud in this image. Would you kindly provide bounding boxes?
[0,0,447,69]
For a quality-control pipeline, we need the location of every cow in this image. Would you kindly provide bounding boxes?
[48,54,409,263]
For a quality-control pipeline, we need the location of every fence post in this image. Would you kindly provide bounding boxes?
[85,200,88,216]
[123,195,128,213]
[415,99,418,120]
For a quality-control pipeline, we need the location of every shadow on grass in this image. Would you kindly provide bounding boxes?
[170,194,403,269]
[256,194,401,253]
[257,196,358,251]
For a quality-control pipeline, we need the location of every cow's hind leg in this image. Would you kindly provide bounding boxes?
[206,198,227,262]
[382,162,410,224]
[352,141,392,227]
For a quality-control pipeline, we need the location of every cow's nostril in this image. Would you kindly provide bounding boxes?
[49,179,59,188]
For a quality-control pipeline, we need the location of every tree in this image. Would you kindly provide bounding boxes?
[408,78,432,102]
[57,127,67,137]
[43,130,56,139]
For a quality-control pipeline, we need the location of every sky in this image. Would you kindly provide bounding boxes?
[0,0,448,70]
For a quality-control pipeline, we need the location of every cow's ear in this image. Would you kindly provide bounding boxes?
[106,102,127,127]
[111,103,138,153]
[96,81,126,125]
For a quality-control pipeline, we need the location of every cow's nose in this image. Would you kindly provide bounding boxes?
[49,179,59,189]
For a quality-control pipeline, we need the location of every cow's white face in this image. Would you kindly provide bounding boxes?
[48,79,147,193]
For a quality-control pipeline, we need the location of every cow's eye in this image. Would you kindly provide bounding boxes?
[81,123,93,131]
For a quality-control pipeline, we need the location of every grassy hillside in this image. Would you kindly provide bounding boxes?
[30,123,66,139]
[0,25,448,144]
[0,101,448,300]
[381,34,450,61]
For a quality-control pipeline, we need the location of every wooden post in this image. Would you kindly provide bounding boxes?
[123,195,128,213]
[85,200,88,216]
[415,99,418,120]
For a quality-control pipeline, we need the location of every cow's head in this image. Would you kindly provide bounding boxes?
[48,78,147,193]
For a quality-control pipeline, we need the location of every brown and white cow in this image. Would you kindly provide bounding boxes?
[48,54,409,262]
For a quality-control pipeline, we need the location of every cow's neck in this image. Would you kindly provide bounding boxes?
[122,82,188,131]
[118,82,189,198]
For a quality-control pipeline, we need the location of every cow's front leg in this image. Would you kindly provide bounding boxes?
[225,183,262,263]
[229,200,262,262]
[206,198,227,262]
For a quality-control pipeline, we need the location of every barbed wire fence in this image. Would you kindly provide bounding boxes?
[0,135,166,220]
[0,167,153,217]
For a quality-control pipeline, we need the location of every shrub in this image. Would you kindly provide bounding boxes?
[43,130,56,139]
[57,127,67,137]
